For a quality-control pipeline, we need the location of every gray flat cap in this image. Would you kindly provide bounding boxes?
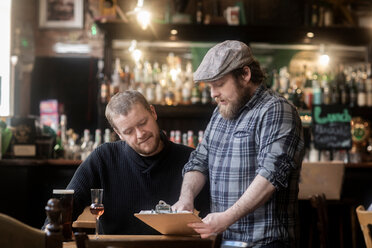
[193,40,253,82]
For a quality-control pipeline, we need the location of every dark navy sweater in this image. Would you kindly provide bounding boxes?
[66,135,210,234]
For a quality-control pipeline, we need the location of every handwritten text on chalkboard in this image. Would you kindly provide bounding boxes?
[312,105,352,150]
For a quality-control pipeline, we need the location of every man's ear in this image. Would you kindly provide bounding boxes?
[150,105,158,120]
[242,66,251,85]
[113,127,124,141]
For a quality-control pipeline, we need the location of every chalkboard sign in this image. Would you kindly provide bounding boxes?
[312,104,352,150]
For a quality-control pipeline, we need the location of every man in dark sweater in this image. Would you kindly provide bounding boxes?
[54,90,210,235]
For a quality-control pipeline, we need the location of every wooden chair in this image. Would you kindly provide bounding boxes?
[74,232,222,248]
[309,193,329,248]
[73,206,96,230]
[356,205,372,248]
[0,198,63,248]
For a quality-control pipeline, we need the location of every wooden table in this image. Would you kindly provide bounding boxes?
[63,234,216,248]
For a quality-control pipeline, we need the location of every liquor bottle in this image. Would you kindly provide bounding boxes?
[348,70,357,108]
[367,64,372,107]
[196,0,203,24]
[120,65,131,92]
[169,130,175,142]
[92,129,102,150]
[182,133,188,146]
[330,80,340,104]
[312,70,322,105]
[321,74,331,105]
[270,69,280,92]
[201,83,211,104]
[104,128,111,143]
[175,130,182,144]
[54,130,64,159]
[337,65,349,105]
[80,129,92,160]
[182,62,193,105]
[357,67,367,107]
[60,114,67,150]
[198,130,204,145]
[191,84,201,104]
[187,130,195,148]
[97,60,109,104]
[279,67,290,97]
[111,58,121,97]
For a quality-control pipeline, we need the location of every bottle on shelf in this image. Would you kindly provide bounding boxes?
[365,64,372,107]
[80,129,93,161]
[191,84,201,104]
[92,129,102,150]
[348,69,358,108]
[174,130,181,144]
[337,65,349,105]
[104,128,111,143]
[97,60,110,104]
[182,133,188,146]
[195,0,203,24]
[321,73,331,105]
[198,130,204,145]
[187,130,195,148]
[312,69,322,106]
[357,66,367,107]
[201,83,211,104]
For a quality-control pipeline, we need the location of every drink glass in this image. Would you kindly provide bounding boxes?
[52,189,74,241]
[90,189,104,239]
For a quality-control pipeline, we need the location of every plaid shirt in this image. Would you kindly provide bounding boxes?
[183,85,304,247]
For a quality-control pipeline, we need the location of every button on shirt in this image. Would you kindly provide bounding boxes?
[183,85,305,247]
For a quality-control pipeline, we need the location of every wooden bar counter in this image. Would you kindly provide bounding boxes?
[0,159,81,229]
[0,159,371,247]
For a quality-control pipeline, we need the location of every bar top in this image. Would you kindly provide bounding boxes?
[0,159,371,168]
[0,159,82,166]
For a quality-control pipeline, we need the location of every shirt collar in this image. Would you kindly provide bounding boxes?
[242,84,267,111]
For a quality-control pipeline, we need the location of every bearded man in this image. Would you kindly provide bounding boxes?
[173,40,305,248]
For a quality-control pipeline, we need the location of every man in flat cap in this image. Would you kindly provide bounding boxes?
[173,40,305,248]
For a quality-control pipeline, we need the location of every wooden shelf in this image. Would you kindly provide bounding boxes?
[97,22,372,46]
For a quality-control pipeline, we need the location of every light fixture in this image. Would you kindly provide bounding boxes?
[136,9,151,30]
[128,40,142,62]
[306,32,314,38]
[318,44,330,67]
[126,0,151,30]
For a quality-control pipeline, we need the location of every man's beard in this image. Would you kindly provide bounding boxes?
[218,81,251,120]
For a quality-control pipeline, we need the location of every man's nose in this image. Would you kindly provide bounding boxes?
[210,86,219,99]
[135,127,145,138]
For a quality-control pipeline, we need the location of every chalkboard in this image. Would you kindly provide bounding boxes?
[312,104,352,150]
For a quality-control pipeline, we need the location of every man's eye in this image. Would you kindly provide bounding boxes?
[124,129,132,135]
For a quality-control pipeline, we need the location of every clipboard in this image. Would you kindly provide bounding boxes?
[134,200,202,235]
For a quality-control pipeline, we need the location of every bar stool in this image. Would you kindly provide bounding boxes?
[356,205,372,248]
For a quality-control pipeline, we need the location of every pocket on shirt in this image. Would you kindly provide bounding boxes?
[233,130,250,138]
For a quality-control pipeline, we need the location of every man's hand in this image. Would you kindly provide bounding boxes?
[172,197,194,212]
[188,211,235,238]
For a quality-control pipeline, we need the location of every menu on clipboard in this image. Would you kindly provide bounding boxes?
[134,200,202,235]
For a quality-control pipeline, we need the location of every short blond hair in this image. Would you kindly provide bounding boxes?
[105,90,152,129]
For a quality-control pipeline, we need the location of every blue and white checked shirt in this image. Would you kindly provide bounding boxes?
[183,85,305,247]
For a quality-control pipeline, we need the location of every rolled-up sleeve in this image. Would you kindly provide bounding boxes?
[256,100,304,190]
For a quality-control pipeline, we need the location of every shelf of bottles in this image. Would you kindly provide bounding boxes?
[97,53,214,108]
[270,63,372,118]
[271,62,372,163]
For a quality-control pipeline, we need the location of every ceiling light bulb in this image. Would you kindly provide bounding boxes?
[318,54,330,67]
[132,49,142,62]
[137,10,151,30]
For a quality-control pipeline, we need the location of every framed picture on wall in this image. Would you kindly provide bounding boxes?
[39,0,84,28]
